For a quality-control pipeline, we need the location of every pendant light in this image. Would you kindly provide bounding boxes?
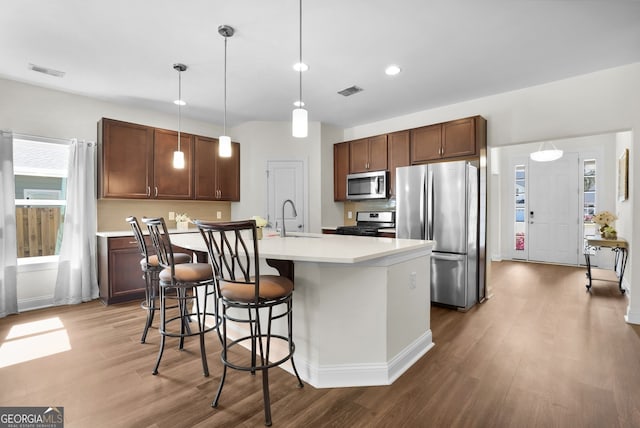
[172,63,187,169]
[530,141,563,162]
[292,0,308,138]
[218,25,234,158]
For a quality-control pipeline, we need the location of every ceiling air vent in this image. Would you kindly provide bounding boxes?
[338,85,363,97]
[28,63,65,78]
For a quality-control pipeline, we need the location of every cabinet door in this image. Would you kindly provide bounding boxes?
[442,117,476,158]
[334,142,350,201]
[216,142,240,201]
[100,118,154,198]
[194,136,217,200]
[367,135,388,171]
[411,123,442,163]
[106,237,146,304]
[349,138,370,173]
[387,130,410,197]
[153,129,194,199]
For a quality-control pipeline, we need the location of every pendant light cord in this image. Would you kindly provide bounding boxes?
[224,35,228,136]
[299,0,303,106]
[177,70,182,151]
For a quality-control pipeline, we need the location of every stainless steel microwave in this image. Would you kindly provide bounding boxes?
[346,170,388,200]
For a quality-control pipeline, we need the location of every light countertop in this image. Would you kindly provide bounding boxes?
[170,232,431,264]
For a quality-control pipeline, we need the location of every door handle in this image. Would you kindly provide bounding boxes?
[530,211,534,217]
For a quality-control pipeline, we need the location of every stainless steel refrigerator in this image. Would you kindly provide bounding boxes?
[396,161,481,310]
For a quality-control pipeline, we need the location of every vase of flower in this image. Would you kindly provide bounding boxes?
[592,211,618,240]
[175,213,190,231]
[252,215,268,240]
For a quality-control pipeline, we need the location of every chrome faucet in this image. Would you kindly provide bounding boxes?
[280,199,297,237]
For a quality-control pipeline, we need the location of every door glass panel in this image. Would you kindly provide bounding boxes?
[514,165,526,252]
[583,159,597,255]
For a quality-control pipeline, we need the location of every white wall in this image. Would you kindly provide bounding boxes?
[1,77,223,311]
[343,62,640,324]
[229,120,344,233]
[496,133,616,263]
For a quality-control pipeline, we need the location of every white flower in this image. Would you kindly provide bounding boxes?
[175,213,190,222]
[592,211,617,226]
[251,215,268,228]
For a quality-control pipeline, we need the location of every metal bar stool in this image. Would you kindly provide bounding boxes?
[195,219,303,426]
[142,217,220,376]
[126,216,192,343]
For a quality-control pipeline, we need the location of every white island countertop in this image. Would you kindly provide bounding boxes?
[170,232,432,264]
[171,230,434,388]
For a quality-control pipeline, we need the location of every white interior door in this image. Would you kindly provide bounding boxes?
[528,153,580,264]
[266,160,305,234]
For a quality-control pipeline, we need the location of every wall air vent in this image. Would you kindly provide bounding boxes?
[28,63,65,78]
[337,86,363,97]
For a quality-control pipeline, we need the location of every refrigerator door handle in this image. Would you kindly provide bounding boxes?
[419,171,426,239]
[427,169,434,240]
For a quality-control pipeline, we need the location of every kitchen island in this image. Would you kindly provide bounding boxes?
[171,232,434,388]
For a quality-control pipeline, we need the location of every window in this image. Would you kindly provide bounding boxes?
[13,137,69,259]
[582,159,597,253]
[514,165,526,252]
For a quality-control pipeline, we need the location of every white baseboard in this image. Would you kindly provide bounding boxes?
[285,330,434,389]
[18,295,54,312]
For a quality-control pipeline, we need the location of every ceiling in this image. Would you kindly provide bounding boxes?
[2,1,640,130]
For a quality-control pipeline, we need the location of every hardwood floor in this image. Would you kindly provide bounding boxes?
[1,261,639,427]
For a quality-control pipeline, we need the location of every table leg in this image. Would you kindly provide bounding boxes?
[584,251,593,291]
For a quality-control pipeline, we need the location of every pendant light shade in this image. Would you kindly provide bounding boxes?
[219,135,232,157]
[530,141,563,162]
[292,107,308,138]
[218,25,234,158]
[292,0,308,138]
[172,63,187,169]
[172,150,185,169]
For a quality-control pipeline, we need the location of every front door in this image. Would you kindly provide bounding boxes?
[528,152,580,265]
[266,160,305,234]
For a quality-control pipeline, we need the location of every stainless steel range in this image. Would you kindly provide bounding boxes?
[336,211,395,236]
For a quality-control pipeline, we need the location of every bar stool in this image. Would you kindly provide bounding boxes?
[195,219,303,426]
[141,216,219,376]
[126,216,192,343]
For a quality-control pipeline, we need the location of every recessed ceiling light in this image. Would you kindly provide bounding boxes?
[293,100,305,107]
[173,99,186,106]
[293,62,309,72]
[385,65,401,76]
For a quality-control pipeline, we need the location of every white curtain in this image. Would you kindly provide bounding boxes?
[0,131,18,318]
[54,139,98,304]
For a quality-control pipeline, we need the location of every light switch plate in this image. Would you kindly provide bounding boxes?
[216,211,222,219]
[169,211,175,220]
[347,211,353,219]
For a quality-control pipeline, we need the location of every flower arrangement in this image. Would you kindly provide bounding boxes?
[175,213,190,231]
[592,210,617,239]
[175,213,191,222]
[252,216,268,239]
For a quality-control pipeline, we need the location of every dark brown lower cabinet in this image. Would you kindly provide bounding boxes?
[98,236,146,305]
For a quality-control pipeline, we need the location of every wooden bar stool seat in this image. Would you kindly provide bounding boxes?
[142,217,220,377]
[195,219,303,426]
[126,216,192,344]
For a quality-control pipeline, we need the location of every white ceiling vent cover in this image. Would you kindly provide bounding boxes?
[338,86,363,97]
[28,63,65,78]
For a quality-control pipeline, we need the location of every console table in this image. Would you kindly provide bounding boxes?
[584,237,628,294]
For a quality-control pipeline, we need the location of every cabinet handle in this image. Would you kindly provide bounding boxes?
[146,186,150,197]
[154,187,158,197]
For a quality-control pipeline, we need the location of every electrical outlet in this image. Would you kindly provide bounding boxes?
[409,272,417,290]
[348,211,353,219]
[216,211,222,219]
[169,211,175,220]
